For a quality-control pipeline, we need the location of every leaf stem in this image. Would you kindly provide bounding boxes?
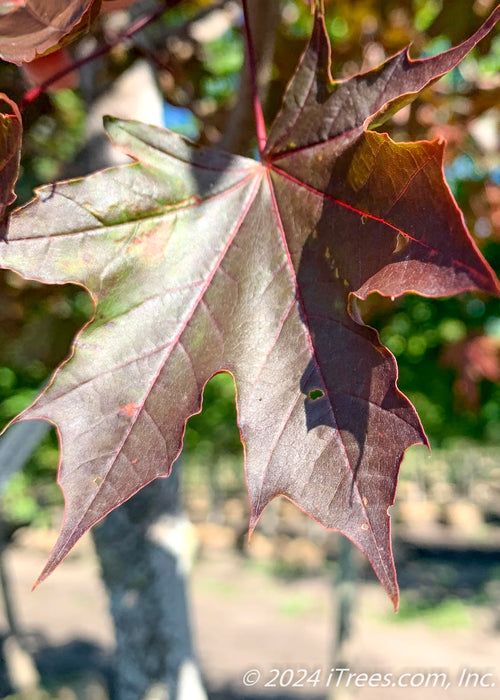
[20,0,183,112]
[241,0,267,157]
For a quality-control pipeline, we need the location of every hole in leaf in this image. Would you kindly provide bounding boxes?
[182,372,244,494]
[93,476,103,487]
[308,389,324,401]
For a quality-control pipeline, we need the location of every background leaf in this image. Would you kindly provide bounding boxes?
[0,93,22,238]
[0,0,101,64]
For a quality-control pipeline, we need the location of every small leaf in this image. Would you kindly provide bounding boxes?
[0,0,101,64]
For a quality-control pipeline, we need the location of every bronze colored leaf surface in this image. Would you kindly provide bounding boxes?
[0,0,100,64]
[0,94,21,238]
[1,8,499,607]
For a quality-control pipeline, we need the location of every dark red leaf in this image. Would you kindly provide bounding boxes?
[0,94,22,239]
[1,8,499,608]
[0,0,101,64]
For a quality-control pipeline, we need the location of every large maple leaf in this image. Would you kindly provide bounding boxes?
[1,6,499,607]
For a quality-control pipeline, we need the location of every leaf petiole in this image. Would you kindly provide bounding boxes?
[241,0,267,158]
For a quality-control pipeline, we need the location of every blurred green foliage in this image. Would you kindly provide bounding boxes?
[387,594,473,629]
[0,0,499,523]
[17,90,87,204]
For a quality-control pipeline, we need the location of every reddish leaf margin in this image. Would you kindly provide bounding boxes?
[0,94,22,239]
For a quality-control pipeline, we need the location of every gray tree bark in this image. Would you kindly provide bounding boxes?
[92,469,206,700]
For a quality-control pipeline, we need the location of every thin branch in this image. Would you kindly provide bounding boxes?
[20,0,183,112]
[241,0,267,157]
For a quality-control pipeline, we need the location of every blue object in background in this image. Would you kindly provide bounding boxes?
[163,102,200,140]
[445,153,486,196]
[490,165,500,185]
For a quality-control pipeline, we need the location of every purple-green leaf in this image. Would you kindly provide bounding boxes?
[1,7,499,608]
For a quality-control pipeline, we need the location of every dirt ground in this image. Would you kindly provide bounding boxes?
[1,526,500,700]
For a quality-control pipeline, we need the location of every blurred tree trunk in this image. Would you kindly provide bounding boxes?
[92,469,206,700]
